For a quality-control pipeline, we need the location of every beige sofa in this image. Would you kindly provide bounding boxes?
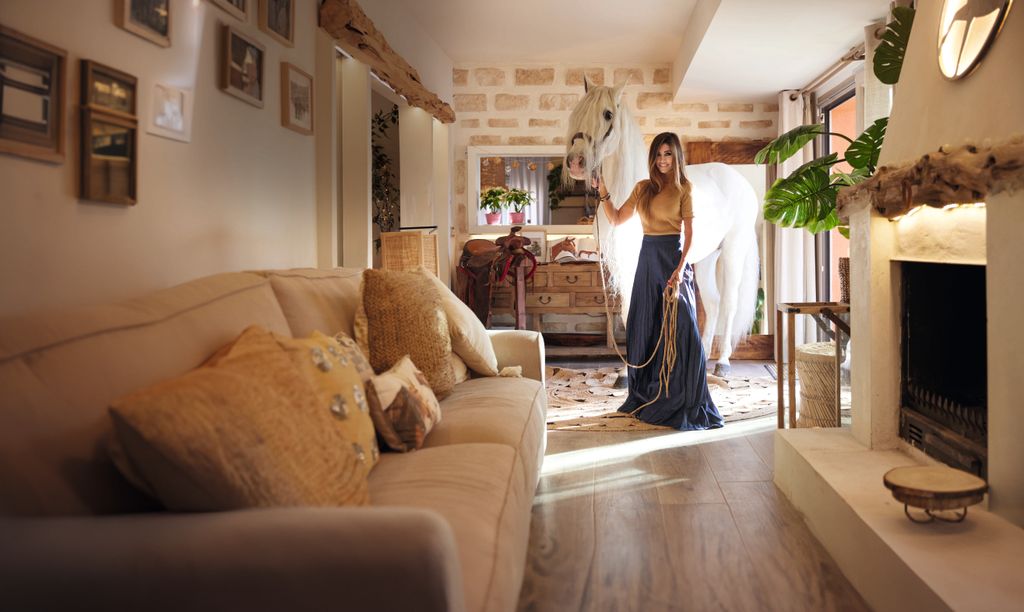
[0,268,547,612]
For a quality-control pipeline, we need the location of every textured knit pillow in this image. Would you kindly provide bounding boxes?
[278,331,379,468]
[425,270,499,376]
[108,326,370,511]
[367,355,442,452]
[354,269,455,398]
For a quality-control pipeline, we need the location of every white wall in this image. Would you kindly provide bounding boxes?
[0,0,319,316]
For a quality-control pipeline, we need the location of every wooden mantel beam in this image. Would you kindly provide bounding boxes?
[319,0,455,124]
[837,135,1024,220]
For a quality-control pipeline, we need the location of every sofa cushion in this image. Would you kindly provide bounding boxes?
[425,272,499,377]
[369,443,532,612]
[109,326,371,511]
[0,272,292,516]
[367,356,442,452]
[258,268,364,338]
[425,377,547,496]
[355,269,455,398]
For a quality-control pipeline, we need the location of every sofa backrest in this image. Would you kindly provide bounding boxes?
[255,268,364,339]
[0,273,292,516]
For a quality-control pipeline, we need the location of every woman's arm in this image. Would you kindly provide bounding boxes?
[669,218,693,289]
[597,177,638,226]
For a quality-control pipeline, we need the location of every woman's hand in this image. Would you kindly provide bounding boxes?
[667,266,684,290]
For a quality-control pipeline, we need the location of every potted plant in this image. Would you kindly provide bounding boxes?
[480,186,507,225]
[504,187,533,224]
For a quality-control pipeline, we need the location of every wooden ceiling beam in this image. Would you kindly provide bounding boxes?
[319,0,455,124]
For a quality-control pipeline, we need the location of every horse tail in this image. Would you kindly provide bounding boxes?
[730,234,760,346]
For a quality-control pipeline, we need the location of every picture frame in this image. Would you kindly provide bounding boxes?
[147,82,193,143]
[280,62,313,135]
[221,24,265,107]
[80,108,137,205]
[0,25,67,163]
[209,0,247,21]
[521,229,547,264]
[116,0,171,48]
[259,0,294,47]
[81,60,137,119]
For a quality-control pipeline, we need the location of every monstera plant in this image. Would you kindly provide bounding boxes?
[756,5,915,237]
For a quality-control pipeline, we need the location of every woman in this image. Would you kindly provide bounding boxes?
[598,132,723,430]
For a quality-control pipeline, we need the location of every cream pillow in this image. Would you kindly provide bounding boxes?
[425,270,498,376]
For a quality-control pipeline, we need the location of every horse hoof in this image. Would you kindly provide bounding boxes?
[713,363,731,377]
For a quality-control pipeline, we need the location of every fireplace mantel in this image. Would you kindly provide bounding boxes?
[837,135,1024,220]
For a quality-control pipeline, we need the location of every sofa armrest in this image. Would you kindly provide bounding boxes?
[0,507,465,612]
[488,329,545,384]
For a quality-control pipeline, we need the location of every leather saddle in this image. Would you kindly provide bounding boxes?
[457,226,538,325]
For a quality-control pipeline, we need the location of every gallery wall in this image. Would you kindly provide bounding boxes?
[0,0,319,317]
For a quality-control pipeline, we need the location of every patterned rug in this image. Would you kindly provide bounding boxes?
[545,366,777,432]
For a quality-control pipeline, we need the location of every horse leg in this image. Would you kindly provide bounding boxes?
[713,234,758,377]
[693,254,720,361]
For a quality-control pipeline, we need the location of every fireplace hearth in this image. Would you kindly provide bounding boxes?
[900,262,987,476]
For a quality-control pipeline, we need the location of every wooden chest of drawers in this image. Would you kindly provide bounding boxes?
[491,262,621,348]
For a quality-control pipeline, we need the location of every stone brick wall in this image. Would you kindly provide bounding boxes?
[452,63,778,237]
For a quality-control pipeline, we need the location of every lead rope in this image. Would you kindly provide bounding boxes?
[593,195,680,416]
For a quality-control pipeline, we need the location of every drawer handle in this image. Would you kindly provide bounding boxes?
[565,275,579,284]
[594,296,605,305]
[538,296,552,305]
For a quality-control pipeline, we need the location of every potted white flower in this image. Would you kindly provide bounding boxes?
[480,187,506,225]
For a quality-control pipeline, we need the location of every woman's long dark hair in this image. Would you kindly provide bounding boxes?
[639,132,688,215]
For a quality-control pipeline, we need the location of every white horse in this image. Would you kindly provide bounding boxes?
[563,79,760,375]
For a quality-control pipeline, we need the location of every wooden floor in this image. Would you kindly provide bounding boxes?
[517,420,870,612]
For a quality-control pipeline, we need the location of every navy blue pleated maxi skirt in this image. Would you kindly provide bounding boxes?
[618,234,724,430]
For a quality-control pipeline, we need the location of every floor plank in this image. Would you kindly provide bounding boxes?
[648,444,725,506]
[699,436,772,482]
[745,429,775,475]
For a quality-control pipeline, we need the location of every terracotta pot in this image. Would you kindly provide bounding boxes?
[485,212,502,225]
[509,212,526,224]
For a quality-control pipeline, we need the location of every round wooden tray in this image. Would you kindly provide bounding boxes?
[883,465,988,523]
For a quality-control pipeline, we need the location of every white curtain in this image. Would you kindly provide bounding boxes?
[507,158,548,224]
[774,90,818,359]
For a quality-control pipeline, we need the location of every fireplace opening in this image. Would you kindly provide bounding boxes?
[900,262,987,477]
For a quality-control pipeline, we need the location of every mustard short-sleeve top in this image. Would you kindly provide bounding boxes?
[624,180,694,235]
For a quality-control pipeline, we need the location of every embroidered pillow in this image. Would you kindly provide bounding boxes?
[367,356,442,452]
[108,326,370,511]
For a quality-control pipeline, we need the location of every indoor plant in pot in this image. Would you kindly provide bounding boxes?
[480,186,507,225]
[504,187,533,224]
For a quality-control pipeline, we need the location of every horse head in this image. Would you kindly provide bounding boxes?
[563,78,629,184]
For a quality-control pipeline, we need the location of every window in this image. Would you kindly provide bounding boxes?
[816,86,856,302]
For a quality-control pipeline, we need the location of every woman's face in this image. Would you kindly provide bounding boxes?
[655,143,674,174]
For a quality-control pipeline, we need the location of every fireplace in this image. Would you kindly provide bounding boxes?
[900,262,987,476]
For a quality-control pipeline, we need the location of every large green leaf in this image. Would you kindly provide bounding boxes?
[755,124,827,165]
[763,165,838,232]
[874,6,916,85]
[831,166,872,187]
[845,117,888,172]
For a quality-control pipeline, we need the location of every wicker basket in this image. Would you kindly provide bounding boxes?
[795,341,837,428]
[380,231,439,277]
[839,257,851,304]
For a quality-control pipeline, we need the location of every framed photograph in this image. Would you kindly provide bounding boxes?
[0,25,67,163]
[81,60,136,119]
[521,229,547,264]
[147,83,193,142]
[280,62,312,134]
[116,0,171,48]
[210,0,247,21]
[221,24,265,107]
[259,0,294,47]
[81,108,137,205]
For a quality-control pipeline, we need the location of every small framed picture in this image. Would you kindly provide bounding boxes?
[210,0,247,21]
[521,229,547,264]
[221,24,265,107]
[81,60,137,119]
[0,25,67,163]
[259,0,294,47]
[147,83,193,142]
[116,0,171,48]
[81,108,137,205]
[280,62,313,134]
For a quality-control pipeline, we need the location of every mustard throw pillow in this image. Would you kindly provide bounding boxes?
[368,356,443,452]
[108,326,371,511]
[355,269,455,398]
[425,270,499,376]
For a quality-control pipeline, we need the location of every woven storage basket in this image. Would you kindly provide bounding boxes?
[380,231,439,277]
[796,341,837,428]
[839,257,851,304]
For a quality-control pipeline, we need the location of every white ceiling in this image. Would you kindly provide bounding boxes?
[389,0,891,100]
